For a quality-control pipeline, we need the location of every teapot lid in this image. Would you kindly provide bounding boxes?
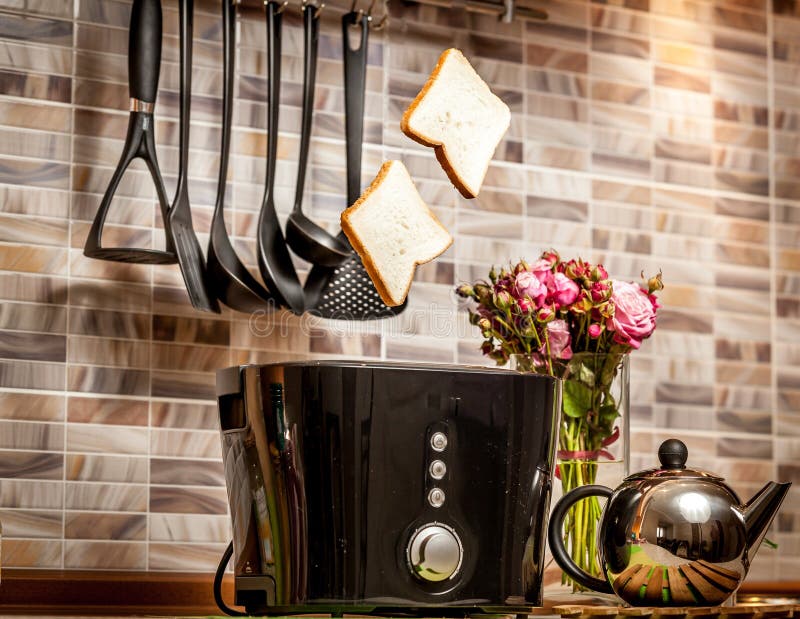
[625,438,723,482]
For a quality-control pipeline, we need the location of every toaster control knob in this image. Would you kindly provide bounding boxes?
[430,432,448,452]
[407,524,463,582]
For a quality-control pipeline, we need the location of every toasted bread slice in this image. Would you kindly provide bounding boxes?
[401,48,510,199]
[341,160,453,307]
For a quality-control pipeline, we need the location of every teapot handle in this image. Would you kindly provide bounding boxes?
[547,484,614,594]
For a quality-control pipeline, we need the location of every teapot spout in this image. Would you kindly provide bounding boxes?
[736,481,791,563]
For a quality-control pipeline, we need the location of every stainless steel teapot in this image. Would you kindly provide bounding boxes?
[547,439,791,606]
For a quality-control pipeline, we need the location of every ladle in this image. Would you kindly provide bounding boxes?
[206,0,279,313]
[284,2,352,268]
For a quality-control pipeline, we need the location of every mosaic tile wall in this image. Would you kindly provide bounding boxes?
[1,0,799,580]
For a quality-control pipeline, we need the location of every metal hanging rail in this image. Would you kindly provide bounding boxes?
[400,0,547,23]
[238,0,546,24]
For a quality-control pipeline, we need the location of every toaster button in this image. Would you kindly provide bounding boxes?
[429,460,446,480]
[408,524,463,582]
[430,432,448,451]
[427,487,445,508]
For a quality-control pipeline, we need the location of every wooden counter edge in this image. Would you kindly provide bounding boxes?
[0,570,796,615]
[0,569,235,615]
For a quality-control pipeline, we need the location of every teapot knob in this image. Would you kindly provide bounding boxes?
[658,438,688,469]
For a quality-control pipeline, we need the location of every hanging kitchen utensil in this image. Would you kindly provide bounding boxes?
[84,0,177,264]
[284,2,352,268]
[207,0,279,313]
[255,0,305,315]
[304,10,407,320]
[166,0,220,313]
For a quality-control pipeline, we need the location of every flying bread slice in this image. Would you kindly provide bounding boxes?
[401,48,511,199]
[341,160,453,307]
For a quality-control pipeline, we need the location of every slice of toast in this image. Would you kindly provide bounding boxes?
[341,160,453,307]
[401,48,511,199]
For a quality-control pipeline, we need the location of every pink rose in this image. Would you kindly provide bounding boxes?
[551,272,580,306]
[607,280,657,349]
[515,271,546,303]
[544,319,573,360]
[588,323,602,339]
[530,259,554,283]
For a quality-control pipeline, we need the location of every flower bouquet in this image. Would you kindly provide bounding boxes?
[456,250,662,589]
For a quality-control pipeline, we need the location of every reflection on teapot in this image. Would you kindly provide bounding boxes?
[547,439,791,606]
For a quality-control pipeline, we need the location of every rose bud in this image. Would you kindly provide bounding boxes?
[536,305,555,322]
[475,283,492,305]
[647,270,664,294]
[590,281,611,302]
[588,323,602,339]
[493,290,513,310]
[477,317,492,332]
[456,283,475,298]
[481,341,493,355]
[489,266,498,283]
[517,297,535,313]
[540,249,560,267]
[571,292,593,314]
[591,264,609,281]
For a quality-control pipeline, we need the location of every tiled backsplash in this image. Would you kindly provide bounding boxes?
[1,0,799,579]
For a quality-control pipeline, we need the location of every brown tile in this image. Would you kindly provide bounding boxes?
[151,429,220,459]
[65,512,146,540]
[655,139,712,164]
[654,66,710,93]
[0,69,71,103]
[151,342,230,373]
[591,80,650,106]
[150,486,228,515]
[64,540,146,569]
[0,302,66,333]
[4,539,62,568]
[714,5,767,32]
[0,243,68,275]
[0,509,62,538]
[151,370,216,400]
[65,482,147,512]
[655,382,714,406]
[0,392,64,421]
[66,454,148,483]
[527,43,587,73]
[715,100,768,125]
[68,308,150,339]
[591,5,650,34]
[592,31,649,59]
[149,513,230,543]
[67,396,148,426]
[0,359,65,390]
[150,458,225,486]
[0,330,65,362]
[151,401,218,430]
[148,542,227,571]
[68,365,149,397]
[67,336,150,368]
[152,314,230,346]
[0,272,68,304]
[0,420,63,450]
[0,450,62,479]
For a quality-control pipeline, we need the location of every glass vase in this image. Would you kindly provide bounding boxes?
[511,352,630,593]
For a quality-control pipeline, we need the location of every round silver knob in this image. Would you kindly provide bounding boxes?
[430,432,448,451]
[429,459,447,480]
[407,524,463,582]
[428,487,445,507]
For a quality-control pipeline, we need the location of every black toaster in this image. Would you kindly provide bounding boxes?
[216,361,559,615]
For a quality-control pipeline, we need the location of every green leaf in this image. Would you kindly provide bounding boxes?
[599,403,619,425]
[563,380,592,418]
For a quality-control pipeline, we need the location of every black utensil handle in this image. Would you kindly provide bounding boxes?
[128,0,162,103]
[342,11,369,205]
[292,4,319,210]
[217,0,235,196]
[547,484,614,594]
[265,1,282,193]
[177,0,193,178]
